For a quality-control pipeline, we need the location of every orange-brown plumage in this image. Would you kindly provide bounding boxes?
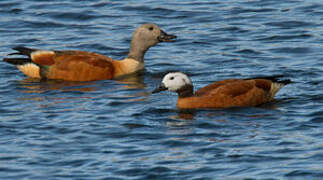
[153,72,291,109]
[41,51,116,81]
[178,79,272,109]
[3,23,176,81]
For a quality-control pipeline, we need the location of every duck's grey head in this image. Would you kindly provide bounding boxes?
[133,24,176,45]
[128,24,176,61]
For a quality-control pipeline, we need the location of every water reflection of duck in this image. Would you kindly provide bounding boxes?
[18,78,96,93]
[3,24,176,81]
[18,71,146,94]
[17,73,148,106]
[153,72,291,109]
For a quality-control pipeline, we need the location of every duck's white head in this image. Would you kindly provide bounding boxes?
[152,72,193,94]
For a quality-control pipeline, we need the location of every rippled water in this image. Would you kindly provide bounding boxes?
[1,0,323,179]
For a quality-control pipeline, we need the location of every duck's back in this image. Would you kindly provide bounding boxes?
[177,79,276,109]
[43,50,116,81]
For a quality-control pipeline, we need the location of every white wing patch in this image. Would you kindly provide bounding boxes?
[31,50,55,59]
[17,63,40,78]
[269,82,284,100]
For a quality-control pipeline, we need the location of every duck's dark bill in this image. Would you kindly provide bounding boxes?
[158,30,176,42]
[152,83,168,93]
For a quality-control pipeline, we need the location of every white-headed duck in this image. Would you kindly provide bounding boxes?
[152,72,291,109]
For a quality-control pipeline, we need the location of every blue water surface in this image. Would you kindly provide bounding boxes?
[0,0,323,179]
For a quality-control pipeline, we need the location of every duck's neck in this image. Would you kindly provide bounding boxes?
[177,85,194,98]
[114,58,144,77]
[127,40,149,63]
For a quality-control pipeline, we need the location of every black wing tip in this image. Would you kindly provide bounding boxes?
[276,79,292,85]
[265,75,292,85]
[12,46,32,50]
[249,75,292,85]
[9,46,36,57]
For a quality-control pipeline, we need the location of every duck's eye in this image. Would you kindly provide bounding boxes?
[149,27,154,31]
[170,77,174,80]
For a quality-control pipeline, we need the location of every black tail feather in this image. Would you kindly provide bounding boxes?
[3,46,36,66]
[8,52,23,56]
[3,58,32,65]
